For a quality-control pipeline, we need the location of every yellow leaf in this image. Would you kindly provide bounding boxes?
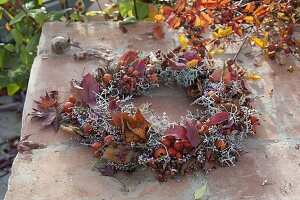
[154,14,165,22]
[194,182,207,200]
[212,49,224,54]
[250,36,263,48]
[86,11,102,16]
[187,59,198,67]
[224,26,232,36]
[249,73,262,80]
[194,14,205,27]
[212,32,218,38]
[263,31,268,48]
[244,16,254,23]
[179,34,188,49]
[217,28,224,37]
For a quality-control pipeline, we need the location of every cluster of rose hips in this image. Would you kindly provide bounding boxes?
[98,60,158,94]
[150,135,194,182]
[74,0,83,12]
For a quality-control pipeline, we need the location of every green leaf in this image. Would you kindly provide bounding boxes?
[8,66,30,90]
[194,182,207,200]
[0,73,10,88]
[36,0,42,6]
[70,12,80,21]
[26,31,41,52]
[119,1,133,18]
[10,10,26,25]
[0,7,3,20]
[0,0,8,5]
[121,16,137,24]
[133,1,149,19]
[20,45,33,65]
[103,4,118,14]
[0,46,6,69]
[4,44,14,52]
[12,29,24,45]
[7,83,20,95]
[28,9,47,25]
[47,8,72,21]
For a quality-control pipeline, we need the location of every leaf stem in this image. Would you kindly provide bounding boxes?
[133,0,138,20]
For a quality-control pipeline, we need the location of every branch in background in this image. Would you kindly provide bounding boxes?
[133,0,138,20]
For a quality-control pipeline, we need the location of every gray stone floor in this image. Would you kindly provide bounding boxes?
[0,96,22,200]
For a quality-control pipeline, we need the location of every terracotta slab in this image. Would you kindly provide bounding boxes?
[5,22,300,200]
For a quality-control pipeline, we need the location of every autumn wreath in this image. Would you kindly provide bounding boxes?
[30,47,260,182]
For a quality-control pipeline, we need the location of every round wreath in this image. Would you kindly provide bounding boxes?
[31,47,260,182]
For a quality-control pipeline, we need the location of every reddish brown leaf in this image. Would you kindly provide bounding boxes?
[210,68,231,84]
[185,118,202,147]
[102,141,139,163]
[210,111,229,125]
[166,13,181,28]
[165,125,188,140]
[215,139,227,150]
[80,73,100,109]
[168,59,186,70]
[153,23,165,39]
[174,0,186,13]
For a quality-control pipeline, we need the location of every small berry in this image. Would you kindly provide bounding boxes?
[103,73,113,85]
[91,141,103,151]
[168,148,177,157]
[69,95,76,104]
[132,70,140,76]
[175,151,182,159]
[154,147,167,158]
[83,123,93,134]
[127,66,134,74]
[161,138,171,147]
[104,135,114,143]
[173,140,184,151]
[63,102,74,113]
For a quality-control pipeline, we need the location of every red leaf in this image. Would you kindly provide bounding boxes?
[166,13,181,28]
[80,73,100,109]
[108,99,119,112]
[210,111,229,125]
[184,50,202,64]
[210,68,231,84]
[165,125,188,140]
[168,59,186,70]
[119,50,138,65]
[162,6,173,18]
[185,118,202,147]
[153,23,165,39]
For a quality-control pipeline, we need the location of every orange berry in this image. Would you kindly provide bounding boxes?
[103,73,113,85]
[175,151,182,159]
[83,123,93,134]
[150,75,158,83]
[168,148,177,157]
[132,70,140,76]
[104,135,114,143]
[91,141,103,151]
[154,147,167,158]
[173,140,184,151]
[127,67,134,74]
[215,139,227,150]
[161,138,171,147]
[63,102,74,113]
[183,141,192,151]
[69,95,76,104]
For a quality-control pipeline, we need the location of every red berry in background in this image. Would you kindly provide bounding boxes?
[91,141,103,151]
[196,121,203,129]
[164,135,176,143]
[154,147,167,158]
[161,138,171,147]
[69,95,76,104]
[103,73,113,85]
[175,151,182,159]
[83,123,93,134]
[132,70,140,76]
[63,102,74,113]
[127,66,134,74]
[104,135,114,143]
[167,148,177,157]
[173,140,184,151]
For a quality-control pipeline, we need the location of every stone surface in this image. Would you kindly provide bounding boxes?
[5,21,300,200]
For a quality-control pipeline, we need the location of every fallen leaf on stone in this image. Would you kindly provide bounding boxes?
[18,140,47,154]
[249,73,262,80]
[34,91,58,110]
[153,22,164,39]
[194,182,207,200]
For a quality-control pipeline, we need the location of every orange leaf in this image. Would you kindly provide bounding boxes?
[220,0,231,7]
[233,23,243,37]
[166,13,181,28]
[253,4,267,15]
[153,23,164,39]
[174,0,186,13]
[199,11,212,26]
[102,141,139,163]
[244,2,255,13]
[36,91,58,109]
[232,14,244,21]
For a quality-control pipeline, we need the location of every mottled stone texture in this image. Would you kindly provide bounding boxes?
[5,22,300,200]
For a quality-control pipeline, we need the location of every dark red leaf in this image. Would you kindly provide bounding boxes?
[210,68,231,84]
[153,23,165,39]
[108,99,119,112]
[80,73,100,109]
[210,111,229,125]
[165,125,188,140]
[185,118,202,147]
[168,59,186,70]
